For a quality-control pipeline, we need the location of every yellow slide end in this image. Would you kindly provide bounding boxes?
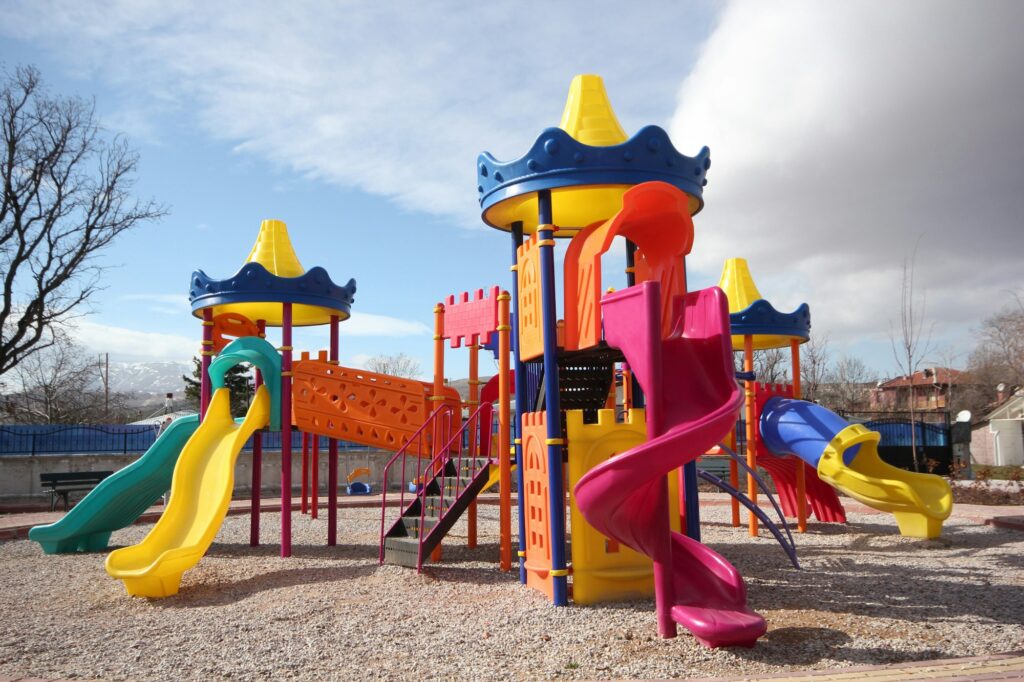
[817,424,952,539]
[105,385,270,597]
[481,463,515,493]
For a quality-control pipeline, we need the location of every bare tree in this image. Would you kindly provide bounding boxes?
[2,331,128,423]
[975,300,1024,388]
[365,353,422,379]
[1,65,166,376]
[827,355,875,412]
[755,347,790,384]
[800,334,830,402]
[889,248,934,471]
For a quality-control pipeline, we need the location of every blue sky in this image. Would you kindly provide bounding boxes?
[2,1,1022,380]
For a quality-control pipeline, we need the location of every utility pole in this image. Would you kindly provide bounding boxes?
[98,353,110,421]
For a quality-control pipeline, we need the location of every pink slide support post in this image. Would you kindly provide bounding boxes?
[574,281,767,648]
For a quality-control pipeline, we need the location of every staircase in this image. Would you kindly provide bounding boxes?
[380,403,496,570]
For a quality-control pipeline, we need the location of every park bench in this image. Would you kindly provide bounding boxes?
[40,471,113,511]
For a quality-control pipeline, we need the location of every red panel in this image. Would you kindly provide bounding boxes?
[444,286,500,349]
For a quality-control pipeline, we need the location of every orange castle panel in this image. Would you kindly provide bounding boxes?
[521,410,554,599]
[516,235,545,362]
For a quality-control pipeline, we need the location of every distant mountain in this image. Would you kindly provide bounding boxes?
[108,361,191,395]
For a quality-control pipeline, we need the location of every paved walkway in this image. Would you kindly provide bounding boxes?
[692,651,1024,681]
[3,651,1023,681]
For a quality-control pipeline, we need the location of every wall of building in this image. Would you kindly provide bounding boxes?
[970,419,1024,467]
[0,448,403,506]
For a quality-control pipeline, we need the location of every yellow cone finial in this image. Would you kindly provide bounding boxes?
[246,219,305,278]
[718,258,764,314]
[558,74,628,147]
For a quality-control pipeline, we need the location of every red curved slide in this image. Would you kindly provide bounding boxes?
[575,282,766,648]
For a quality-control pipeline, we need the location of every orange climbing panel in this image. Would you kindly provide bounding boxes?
[444,286,501,348]
[211,312,261,353]
[564,181,694,351]
[516,234,545,362]
[521,410,554,599]
[292,352,461,455]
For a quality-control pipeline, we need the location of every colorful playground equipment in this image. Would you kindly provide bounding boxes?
[27,73,955,646]
[717,257,951,539]
[474,73,773,645]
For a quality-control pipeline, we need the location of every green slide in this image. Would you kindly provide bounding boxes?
[29,415,200,554]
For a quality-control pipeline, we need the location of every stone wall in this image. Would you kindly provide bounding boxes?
[0,448,404,506]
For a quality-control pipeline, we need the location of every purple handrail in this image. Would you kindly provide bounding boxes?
[414,403,495,570]
[379,405,455,563]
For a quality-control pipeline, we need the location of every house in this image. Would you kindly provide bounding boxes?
[870,367,965,412]
[970,387,1024,467]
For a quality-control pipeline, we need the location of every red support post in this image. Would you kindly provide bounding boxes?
[312,434,320,519]
[328,315,339,546]
[200,308,213,418]
[250,319,266,546]
[301,432,309,515]
[281,302,293,557]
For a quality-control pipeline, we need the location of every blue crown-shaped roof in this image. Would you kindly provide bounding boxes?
[189,262,356,324]
[729,300,811,340]
[477,125,710,216]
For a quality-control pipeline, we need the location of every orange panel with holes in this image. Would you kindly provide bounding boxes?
[521,411,553,599]
[516,234,545,362]
[292,353,461,455]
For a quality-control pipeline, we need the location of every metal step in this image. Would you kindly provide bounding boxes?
[401,516,438,538]
[383,536,419,568]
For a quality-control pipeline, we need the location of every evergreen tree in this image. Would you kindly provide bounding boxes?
[183,356,254,415]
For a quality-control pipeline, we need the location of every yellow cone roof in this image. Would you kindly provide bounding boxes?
[245,219,306,278]
[718,258,809,351]
[191,219,354,327]
[558,74,628,147]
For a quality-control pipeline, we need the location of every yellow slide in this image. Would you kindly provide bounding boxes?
[818,424,952,538]
[106,385,270,597]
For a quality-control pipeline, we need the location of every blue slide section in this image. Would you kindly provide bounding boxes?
[759,398,861,467]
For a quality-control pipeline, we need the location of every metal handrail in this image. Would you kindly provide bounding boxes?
[378,405,455,563]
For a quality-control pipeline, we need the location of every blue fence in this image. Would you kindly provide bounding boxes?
[0,424,371,456]
[861,420,949,448]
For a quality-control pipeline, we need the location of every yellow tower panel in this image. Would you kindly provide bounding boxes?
[567,408,680,605]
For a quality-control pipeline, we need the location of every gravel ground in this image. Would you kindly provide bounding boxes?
[1,505,1022,681]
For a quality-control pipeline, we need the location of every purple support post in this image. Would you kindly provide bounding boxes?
[281,303,293,558]
[328,314,339,546]
[250,319,266,546]
[200,308,214,418]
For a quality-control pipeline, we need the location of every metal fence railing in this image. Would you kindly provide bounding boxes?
[0,424,372,456]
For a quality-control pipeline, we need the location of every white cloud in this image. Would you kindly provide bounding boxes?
[342,312,429,337]
[71,320,196,363]
[671,0,1024,369]
[120,293,190,316]
[0,0,716,226]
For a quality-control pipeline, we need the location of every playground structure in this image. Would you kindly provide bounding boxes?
[717,257,951,539]
[26,74,953,646]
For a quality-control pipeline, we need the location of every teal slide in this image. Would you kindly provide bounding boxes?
[28,415,200,554]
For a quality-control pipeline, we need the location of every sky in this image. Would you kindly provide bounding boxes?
[1,0,1022,382]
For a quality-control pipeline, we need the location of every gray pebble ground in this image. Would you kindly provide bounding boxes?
[1,505,1022,681]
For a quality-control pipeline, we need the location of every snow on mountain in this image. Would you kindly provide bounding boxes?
[108,361,192,395]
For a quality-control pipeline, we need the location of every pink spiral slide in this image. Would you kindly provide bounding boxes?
[574,282,767,647]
